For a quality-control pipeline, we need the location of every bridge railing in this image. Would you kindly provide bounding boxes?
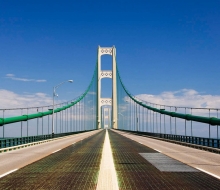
[116,65,220,149]
[0,63,98,148]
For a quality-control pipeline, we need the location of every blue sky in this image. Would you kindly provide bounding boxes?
[0,0,220,108]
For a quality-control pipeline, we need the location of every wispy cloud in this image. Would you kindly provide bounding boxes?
[5,74,46,82]
[136,89,220,109]
[0,89,52,109]
[1,88,219,112]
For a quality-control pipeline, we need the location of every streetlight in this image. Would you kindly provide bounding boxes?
[52,80,73,137]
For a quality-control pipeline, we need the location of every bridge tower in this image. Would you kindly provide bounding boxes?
[97,46,118,129]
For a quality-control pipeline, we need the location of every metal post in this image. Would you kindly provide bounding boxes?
[92,108,94,129]
[217,109,219,139]
[170,107,171,134]
[185,108,186,136]
[56,112,57,133]
[131,100,133,131]
[209,109,210,138]
[37,108,39,136]
[3,110,5,138]
[156,107,157,133]
[83,97,87,131]
[27,108,29,137]
[136,103,138,131]
[77,103,79,131]
[133,101,135,131]
[48,112,49,135]
[75,103,77,131]
[62,109,64,133]
[164,111,166,134]
[142,106,144,132]
[175,107,177,135]
[65,108,67,132]
[21,109,23,137]
[66,107,68,132]
[80,102,81,131]
[101,106,103,129]
[75,104,77,132]
[52,80,73,136]
[147,107,148,132]
[52,87,55,137]
[160,112,161,133]
[42,107,43,135]
[83,98,85,131]
[71,105,72,132]
[191,108,193,137]
[139,104,141,132]
[150,106,151,132]
[60,111,61,133]
[153,109,154,133]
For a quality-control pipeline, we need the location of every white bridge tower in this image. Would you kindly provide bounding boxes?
[97,46,118,129]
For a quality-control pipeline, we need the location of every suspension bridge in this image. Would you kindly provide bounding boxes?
[0,46,220,189]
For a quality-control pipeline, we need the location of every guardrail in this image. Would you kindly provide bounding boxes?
[0,63,98,127]
[0,97,82,126]
[117,69,220,126]
[0,129,95,151]
[119,129,220,154]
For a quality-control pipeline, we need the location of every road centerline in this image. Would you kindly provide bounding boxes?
[96,129,119,190]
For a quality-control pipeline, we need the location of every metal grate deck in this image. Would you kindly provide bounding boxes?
[1,129,220,189]
[108,130,220,190]
[139,153,198,172]
[0,130,105,190]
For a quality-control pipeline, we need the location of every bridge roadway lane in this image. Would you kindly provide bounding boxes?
[109,130,220,189]
[113,129,220,180]
[1,129,220,189]
[0,130,101,177]
[0,129,105,189]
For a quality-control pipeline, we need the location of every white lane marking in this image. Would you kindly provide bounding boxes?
[154,149,161,153]
[96,130,119,190]
[195,167,220,180]
[0,169,18,178]
[52,149,61,153]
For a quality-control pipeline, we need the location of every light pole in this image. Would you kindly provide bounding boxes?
[52,80,73,137]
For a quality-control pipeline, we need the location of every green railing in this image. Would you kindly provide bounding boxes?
[0,63,98,127]
[117,67,220,126]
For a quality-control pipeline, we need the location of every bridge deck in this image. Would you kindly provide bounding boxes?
[115,130,220,179]
[109,130,220,189]
[0,130,105,189]
[0,129,220,189]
